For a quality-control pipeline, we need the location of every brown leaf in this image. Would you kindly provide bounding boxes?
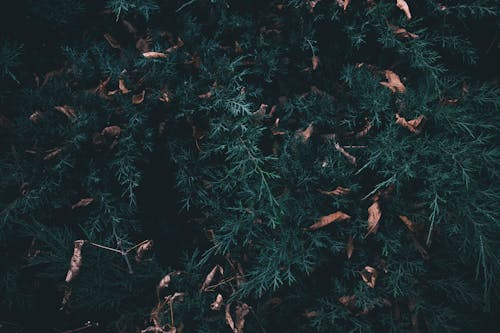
[396,0,412,20]
[44,147,64,160]
[95,76,111,95]
[337,0,350,10]
[135,240,154,262]
[166,292,185,304]
[143,52,168,59]
[308,211,351,230]
[60,288,72,310]
[157,271,183,291]
[29,111,44,123]
[104,33,120,49]
[334,143,357,165]
[380,70,406,93]
[346,236,354,259]
[395,114,424,133]
[389,24,418,39]
[303,310,318,318]
[201,265,224,291]
[235,303,250,333]
[101,125,121,137]
[136,37,152,53]
[166,37,184,53]
[308,0,321,12]
[318,186,350,196]
[71,198,94,209]
[211,294,224,311]
[355,119,372,138]
[360,266,378,288]
[119,79,130,94]
[399,215,417,232]
[338,295,357,308]
[312,56,320,70]
[254,104,268,117]
[65,240,85,282]
[54,105,76,118]
[297,123,314,141]
[132,90,146,104]
[367,201,382,235]
[225,304,235,332]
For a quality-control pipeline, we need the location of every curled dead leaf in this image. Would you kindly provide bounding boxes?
[339,295,357,308]
[399,215,417,232]
[60,288,72,310]
[143,52,168,59]
[101,125,121,137]
[132,90,146,104]
[395,114,424,133]
[346,236,354,259]
[297,123,314,141]
[135,240,154,262]
[136,37,152,53]
[166,292,185,304]
[29,111,44,123]
[367,201,382,235]
[235,303,250,333]
[360,266,378,288]
[44,147,64,160]
[104,33,120,49]
[157,271,183,291]
[54,105,76,118]
[396,0,412,20]
[334,143,357,165]
[356,119,372,138]
[337,0,350,11]
[308,0,321,13]
[119,79,130,94]
[303,310,318,318]
[225,304,235,332]
[312,56,320,70]
[254,104,268,117]
[201,265,223,291]
[65,240,85,282]
[380,70,406,93]
[389,24,418,39]
[71,198,94,209]
[308,211,351,230]
[211,294,224,311]
[318,186,350,196]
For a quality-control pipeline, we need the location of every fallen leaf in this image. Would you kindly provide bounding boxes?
[380,70,406,93]
[334,143,357,165]
[132,90,146,104]
[297,123,314,141]
[338,295,357,308]
[157,271,183,291]
[367,201,382,235]
[44,147,64,160]
[360,266,378,288]
[308,0,321,12]
[225,304,235,332]
[346,236,354,259]
[101,125,121,137]
[65,240,85,282]
[254,104,268,117]
[389,24,418,38]
[166,37,184,53]
[60,288,72,310]
[166,292,185,304]
[119,79,130,94]
[235,303,250,333]
[71,198,94,209]
[136,37,152,53]
[395,114,424,133]
[211,294,223,310]
[318,186,350,196]
[396,0,412,20]
[143,52,168,59]
[201,265,224,291]
[356,119,372,138]
[308,211,351,230]
[135,240,153,262]
[29,111,44,123]
[399,215,417,232]
[54,105,76,118]
[337,0,350,10]
[312,56,320,70]
[104,33,120,48]
[303,310,318,318]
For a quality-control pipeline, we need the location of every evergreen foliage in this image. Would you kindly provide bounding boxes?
[0,0,498,332]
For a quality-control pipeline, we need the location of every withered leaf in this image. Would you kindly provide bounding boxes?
[308,211,351,230]
[337,0,350,11]
[157,271,183,291]
[318,186,350,196]
[54,105,76,118]
[355,120,372,138]
[297,123,314,141]
[119,79,130,94]
[104,33,120,49]
[65,240,85,282]
[44,147,64,160]
[71,198,94,209]
[334,143,357,165]
[360,266,378,288]
[395,114,424,133]
[132,90,146,104]
[339,295,357,307]
[29,111,44,123]
[135,240,153,262]
[101,125,121,137]
[60,288,72,310]
[211,294,224,311]
[254,104,268,117]
[303,310,318,318]
[346,236,354,259]
[380,70,406,93]
[166,292,185,304]
[399,215,417,232]
[143,52,168,59]
[312,56,320,70]
[389,24,418,39]
[201,265,223,291]
[225,304,235,332]
[367,201,382,235]
[235,303,250,333]
[396,0,412,20]
[136,37,152,53]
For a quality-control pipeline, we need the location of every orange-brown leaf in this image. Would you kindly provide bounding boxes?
[346,236,354,259]
[380,70,406,93]
[65,240,85,282]
[235,303,250,332]
[318,186,351,196]
[143,52,168,59]
[309,211,351,230]
[367,201,382,235]
[201,265,223,291]
[119,79,130,94]
[334,143,357,165]
[225,304,235,332]
[135,240,153,262]
[132,90,146,104]
[104,33,120,48]
[312,56,320,70]
[71,198,94,209]
[360,266,378,288]
[54,105,76,118]
[396,0,412,20]
[101,125,121,137]
[399,215,417,232]
[297,123,314,141]
[44,147,64,160]
[211,294,224,311]
[337,0,350,10]
[389,24,418,39]
[395,114,424,133]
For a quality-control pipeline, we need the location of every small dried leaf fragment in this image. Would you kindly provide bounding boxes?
[308,0,321,12]
[308,211,351,230]
[211,294,223,311]
[101,125,121,137]
[201,265,224,291]
[143,52,168,59]
[225,304,235,332]
[135,240,154,262]
[389,24,418,39]
[396,0,412,20]
[71,198,94,209]
[44,147,64,160]
[337,0,350,11]
[312,56,320,70]
[235,303,250,333]
[367,201,382,235]
[119,79,130,94]
[136,37,152,53]
[29,111,44,123]
[157,271,183,290]
[303,310,318,318]
[380,70,406,93]
[334,143,357,165]
[65,240,85,282]
[395,114,424,133]
[355,120,372,138]
[346,236,354,259]
[360,266,378,288]
[104,33,120,48]
[318,186,350,196]
[132,90,146,104]
[54,105,76,118]
[339,295,357,308]
[297,123,314,141]
[399,215,417,232]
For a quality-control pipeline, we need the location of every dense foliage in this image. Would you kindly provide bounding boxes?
[0,0,499,332]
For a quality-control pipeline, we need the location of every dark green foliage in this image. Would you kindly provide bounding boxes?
[0,0,499,332]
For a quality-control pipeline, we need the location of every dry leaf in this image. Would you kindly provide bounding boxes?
[380,70,406,93]
[337,0,350,11]
[254,104,268,117]
[318,186,350,196]
[119,79,130,94]
[44,147,64,160]
[399,215,417,232]
[211,294,224,311]
[308,0,321,12]
[334,143,357,165]
[360,266,378,288]
[225,304,235,332]
[71,198,94,209]
[166,37,184,53]
[104,33,120,48]
[346,236,354,259]
[297,123,314,141]
[389,24,418,39]
[159,91,172,103]
[132,90,146,104]
[356,120,372,138]
[201,265,223,291]
[234,41,243,54]
[235,303,250,333]
[54,105,76,118]
[303,310,318,318]
[339,295,357,308]
[157,271,183,291]
[135,240,154,262]
[29,111,44,123]
[396,0,412,20]
[367,201,382,235]
[395,114,424,133]
[101,125,121,137]
[95,76,111,95]
[308,211,351,230]
[166,292,185,304]
[60,288,72,310]
[312,56,320,70]
[65,240,85,282]
[143,52,168,59]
